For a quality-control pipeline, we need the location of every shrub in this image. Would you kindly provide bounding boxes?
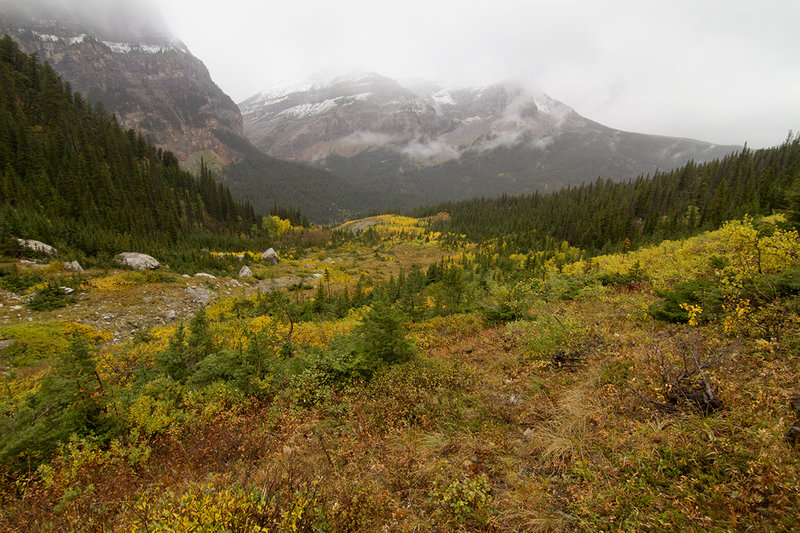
[0,337,118,467]
[26,283,76,311]
[0,265,43,293]
[649,279,725,324]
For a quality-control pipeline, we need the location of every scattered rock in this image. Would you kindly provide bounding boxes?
[114,252,160,271]
[165,310,177,320]
[19,259,46,269]
[262,248,280,265]
[523,428,536,440]
[64,261,84,272]
[790,393,800,417]
[16,238,57,255]
[186,286,214,306]
[344,220,378,234]
[238,266,254,278]
[59,286,75,294]
[194,272,216,279]
[252,276,316,294]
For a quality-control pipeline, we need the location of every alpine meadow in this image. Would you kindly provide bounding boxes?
[1,6,800,532]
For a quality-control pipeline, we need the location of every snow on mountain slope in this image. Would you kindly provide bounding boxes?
[240,72,578,164]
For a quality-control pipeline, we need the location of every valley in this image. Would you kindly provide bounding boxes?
[0,4,798,531]
[1,214,799,530]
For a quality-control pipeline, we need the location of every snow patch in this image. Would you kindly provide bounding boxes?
[431,90,455,106]
[102,41,176,54]
[279,97,341,118]
[32,31,60,42]
[68,34,87,45]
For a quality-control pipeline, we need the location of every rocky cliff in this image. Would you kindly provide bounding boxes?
[0,9,244,165]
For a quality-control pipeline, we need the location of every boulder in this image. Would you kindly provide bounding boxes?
[238,266,254,278]
[186,285,214,305]
[64,261,84,272]
[17,238,57,256]
[114,252,160,271]
[194,272,216,279]
[262,248,280,265]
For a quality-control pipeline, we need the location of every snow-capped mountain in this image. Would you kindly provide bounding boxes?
[242,72,582,164]
[240,72,739,207]
[0,6,243,165]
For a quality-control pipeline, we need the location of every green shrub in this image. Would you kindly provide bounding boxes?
[0,337,118,467]
[26,283,75,311]
[649,279,725,323]
[0,265,43,293]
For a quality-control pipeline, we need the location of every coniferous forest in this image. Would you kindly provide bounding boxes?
[0,36,265,261]
[413,137,800,254]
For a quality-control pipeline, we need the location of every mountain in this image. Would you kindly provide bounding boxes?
[0,2,371,223]
[241,72,740,209]
[0,35,262,259]
[0,2,243,166]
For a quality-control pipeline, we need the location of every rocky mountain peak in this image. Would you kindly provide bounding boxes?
[0,1,244,165]
[240,72,739,210]
[240,75,587,165]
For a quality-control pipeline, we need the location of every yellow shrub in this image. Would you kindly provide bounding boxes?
[88,273,136,292]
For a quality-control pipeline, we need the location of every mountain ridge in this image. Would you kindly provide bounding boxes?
[241,72,740,210]
[0,10,244,165]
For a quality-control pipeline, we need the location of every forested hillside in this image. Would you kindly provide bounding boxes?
[0,35,264,258]
[216,129,372,223]
[414,137,800,253]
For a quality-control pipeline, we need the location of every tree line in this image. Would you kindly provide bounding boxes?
[412,135,800,254]
[0,35,267,259]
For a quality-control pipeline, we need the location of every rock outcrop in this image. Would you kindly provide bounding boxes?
[16,239,57,256]
[114,252,160,271]
[262,248,280,265]
[64,261,84,272]
[238,266,254,278]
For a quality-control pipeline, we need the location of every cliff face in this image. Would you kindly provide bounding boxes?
[1,16,244,164]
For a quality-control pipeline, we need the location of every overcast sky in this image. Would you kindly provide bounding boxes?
[154,0,799,148]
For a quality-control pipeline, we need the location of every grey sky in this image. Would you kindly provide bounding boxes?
[154,0,800,149]
[6,0,796,148]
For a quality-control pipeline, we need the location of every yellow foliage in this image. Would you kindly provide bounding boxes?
[132,482,274,532]
[411,313,486,350]
[97,325,175,381]
[88,272,166,292]
[263,214,293,236]
[679,303,703,326]
[718,216,800,282]
[62,322,112,344]
[292,316,360,348]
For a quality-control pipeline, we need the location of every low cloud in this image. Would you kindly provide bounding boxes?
[0,0,170,42]
[401,138,460,162]
[340,130,399,148]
